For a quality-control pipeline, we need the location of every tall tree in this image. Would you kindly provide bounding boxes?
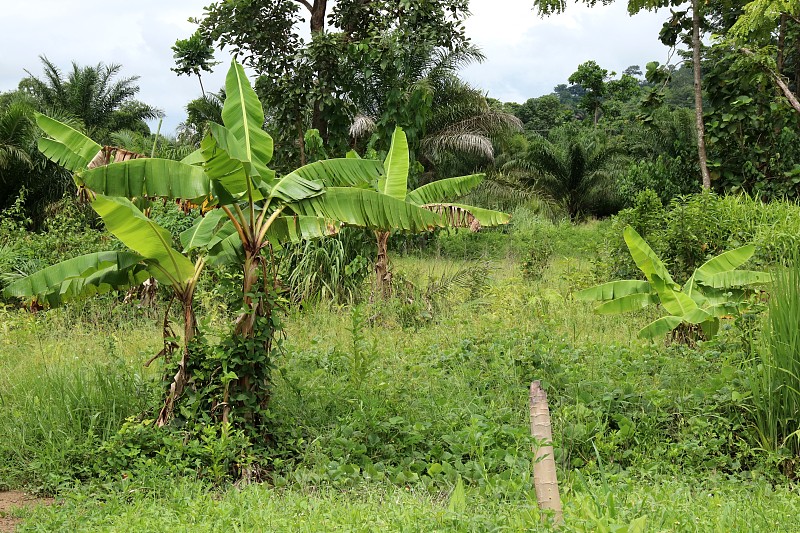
[568,60,608,126]
[532,0,712,189]
[189,0,472,168]
[171,30,220,97]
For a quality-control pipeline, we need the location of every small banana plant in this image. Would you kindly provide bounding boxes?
[303,126,511,296]
[577,226,771,341]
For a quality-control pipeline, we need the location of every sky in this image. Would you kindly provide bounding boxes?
[0,0,674,135]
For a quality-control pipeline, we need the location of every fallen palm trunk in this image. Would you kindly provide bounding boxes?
[530,380,563,525]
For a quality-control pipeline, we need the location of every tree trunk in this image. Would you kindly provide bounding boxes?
[197,73,206,98]
[310,0,326,32]
[309,0,329,142]
[374,230,391,298]
[156,295,197,426]
[529,381,563,525]
[778,13,787,73]
[691,0,711,190]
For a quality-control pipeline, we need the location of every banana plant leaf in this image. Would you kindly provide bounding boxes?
[222,60,273,178]
[638,316,684,339]
[289,187,443,233]
[264,215,340,246]
[34,113,101,172]
[693,245,756,284]
[267,169,324,204]
[284,158,384,188]
[379,127,409,201]
[701,270,772,289]
[180,210,229,252]
[77,158,211,202]
[683,307,714,325]
[650,275,699,317]
[181,148,205,165]
[576,280,653,301]
[3,251,149,307]
[623,226,676,287]
[407,174,484,205]
[594,292,658,314]
[699,318,720,339]
[425,203,511,227]
[201,131,263,205]
[91,195,195,287]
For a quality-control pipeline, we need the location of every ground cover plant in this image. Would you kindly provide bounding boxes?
[2,195,800,531]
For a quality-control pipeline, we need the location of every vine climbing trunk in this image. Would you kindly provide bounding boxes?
[691,0,711,190]
[375,230,391,298]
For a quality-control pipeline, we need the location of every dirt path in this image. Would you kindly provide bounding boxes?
[0,491,53,533]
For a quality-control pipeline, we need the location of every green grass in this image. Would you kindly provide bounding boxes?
[1,217,798,531]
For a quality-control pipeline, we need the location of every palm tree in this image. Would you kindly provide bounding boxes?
[0,95,73,222]
[348,42,520,180]
[176,90,224,147]
[417,76,521,180]
[503,128,623,220]
[20,56,162,143]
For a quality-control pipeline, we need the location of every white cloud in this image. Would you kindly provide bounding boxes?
[0,0,676,133]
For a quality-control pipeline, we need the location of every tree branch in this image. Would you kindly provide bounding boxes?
[293,0,313,11]
[741,47,800,116]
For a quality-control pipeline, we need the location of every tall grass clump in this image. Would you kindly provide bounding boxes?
[750,250,800,474]
[0,355,158,491]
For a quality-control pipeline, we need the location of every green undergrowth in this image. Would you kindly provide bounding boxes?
[1,213,797,530]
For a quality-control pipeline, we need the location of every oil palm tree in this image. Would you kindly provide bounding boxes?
[21,56,161,143]
[503,127,623,220]
[348,41,520,180]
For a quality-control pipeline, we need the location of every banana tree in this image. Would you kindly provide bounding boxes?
[26,59,446,426]
[576,226,771,341]
[294,126,511,296]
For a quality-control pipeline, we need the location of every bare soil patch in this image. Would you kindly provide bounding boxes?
[0,491,53,533]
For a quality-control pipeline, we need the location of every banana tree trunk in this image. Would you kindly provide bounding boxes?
[156,293,197,426]
[375,230,392,298]
[530,380,563,525]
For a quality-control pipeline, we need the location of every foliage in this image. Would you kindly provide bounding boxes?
[749,249,800,471]
[281,227,373,304]
[193,0,473,170]
[704,44,800,199]
[20,56,161,143]
[502,126,623,220]
[171,30,220,96]
[578,225,770,341]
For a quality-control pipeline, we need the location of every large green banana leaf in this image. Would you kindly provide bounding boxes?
[78,158,211,201]
[701,270,771,289]
[576,280,652,301]
[693,245,756,284]
[623,226,676,286]
[222,60,273,178]
[407,174,484,205]
[650,274,698,317]
[92,195,195,287]
[289,187,442,233]
[264,216,340,246]
[34,113,101,172]
[638,316,683,339]
[594,292,658,314]
[267,169,324,204]
[3,251,149,307]
[380,127,409,201]
[201,131,263,205]
[284,158,384,188]
[180,210,229,252]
